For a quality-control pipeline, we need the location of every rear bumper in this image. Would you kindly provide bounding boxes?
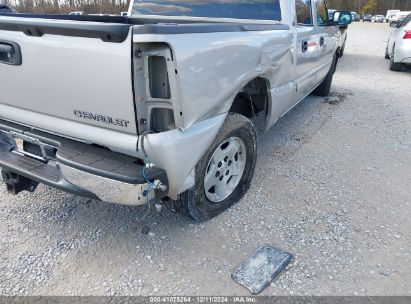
[0,119,168,205]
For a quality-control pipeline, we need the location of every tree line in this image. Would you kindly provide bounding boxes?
[327,0,411,14]
[3,0,411,16]
[2,0,129,15]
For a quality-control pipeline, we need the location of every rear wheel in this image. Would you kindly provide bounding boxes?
[313,53,338,97]
[176,113,257,222]
[389,46,403,71]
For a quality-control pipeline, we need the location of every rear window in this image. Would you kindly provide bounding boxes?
[131,0,282,21]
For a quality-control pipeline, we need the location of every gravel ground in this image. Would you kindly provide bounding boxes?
[0,22,410,296]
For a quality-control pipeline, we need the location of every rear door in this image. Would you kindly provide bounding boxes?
[315,0,338,82]
[293,0,320,104]
[0,16,138,154]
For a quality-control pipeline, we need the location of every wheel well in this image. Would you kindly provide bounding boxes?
[229,77,269,123]
[336,46,342,57]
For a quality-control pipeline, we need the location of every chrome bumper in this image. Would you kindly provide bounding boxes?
[0,118,168,206]
[59,163,154,206]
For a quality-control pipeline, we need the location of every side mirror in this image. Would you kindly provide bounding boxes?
[336,11,352,26]
[390,21,399,28]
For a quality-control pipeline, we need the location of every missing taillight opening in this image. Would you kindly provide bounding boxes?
[148,56,171,99]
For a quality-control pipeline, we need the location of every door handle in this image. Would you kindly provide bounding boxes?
[0,41,22,65]
[302,41,308,52]
[320,37,325,46]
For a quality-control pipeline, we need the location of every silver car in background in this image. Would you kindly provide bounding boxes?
[386,13,411,71]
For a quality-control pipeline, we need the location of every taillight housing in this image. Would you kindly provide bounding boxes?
[404,30,411,39]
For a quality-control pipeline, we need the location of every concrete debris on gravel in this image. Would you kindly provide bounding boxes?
[0,22,410,296]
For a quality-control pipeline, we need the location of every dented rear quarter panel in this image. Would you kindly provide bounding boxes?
[131,0,297,131]
[130,2,299,197]
[133,27,295,198]
[133,28,295,130]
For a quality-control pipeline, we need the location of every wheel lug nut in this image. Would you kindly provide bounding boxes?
[224,156,228,162]
[228,160,232,166]
[226,170,230,176]
[218,161,222,168]
[215,171,220,177]
[219,176,224,181]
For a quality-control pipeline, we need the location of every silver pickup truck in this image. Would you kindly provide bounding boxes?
[0,0,351,222]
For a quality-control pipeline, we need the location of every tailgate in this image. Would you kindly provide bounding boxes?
[0,16,138,154]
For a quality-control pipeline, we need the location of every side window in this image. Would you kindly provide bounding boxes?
[316,0,328,25]
[296,0,313,25]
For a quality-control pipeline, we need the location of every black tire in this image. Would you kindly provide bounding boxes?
[389,46,403,71]
[312,53,338,97]
[175,113,257,222]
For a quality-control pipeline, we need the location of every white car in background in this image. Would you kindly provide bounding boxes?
[375,15,385,23]
[386,10,400,22]
[386,13,411,71]
[392,11,411,22]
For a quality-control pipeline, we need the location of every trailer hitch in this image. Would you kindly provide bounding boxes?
[1,170,38,195]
